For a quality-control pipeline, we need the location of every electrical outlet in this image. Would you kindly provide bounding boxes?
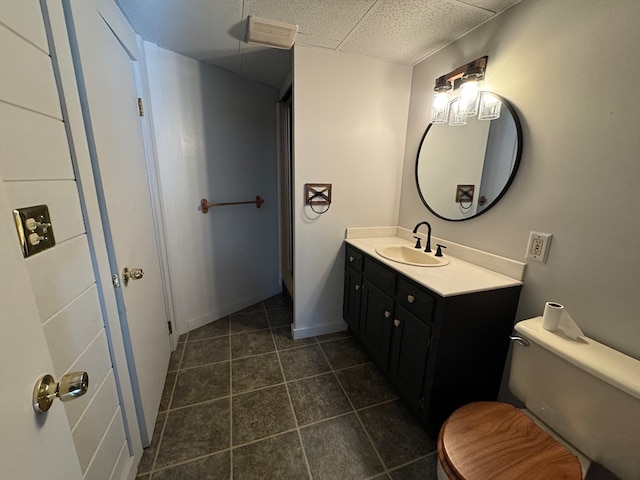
[526,231,552,263]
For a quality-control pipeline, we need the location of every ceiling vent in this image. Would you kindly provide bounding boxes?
[246,16,298,49]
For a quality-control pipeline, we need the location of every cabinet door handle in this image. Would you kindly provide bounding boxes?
[384,310,391,318]
[349,256,355,262]
[407,294,415,304]
[354,284,360,291]
[394,319,400,327]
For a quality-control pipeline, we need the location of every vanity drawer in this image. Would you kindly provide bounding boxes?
[346,245,364,272]
[364,257,396,293]
[397,278,435,322]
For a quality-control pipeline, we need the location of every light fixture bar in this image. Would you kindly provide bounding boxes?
[438,56,488,88]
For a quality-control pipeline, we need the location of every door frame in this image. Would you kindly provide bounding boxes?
[277,82,294,299]
[61,0,176,445]
[133,33,178,350]
[45,0,143,468]
[65,0,176,347]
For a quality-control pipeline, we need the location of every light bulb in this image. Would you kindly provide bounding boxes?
[430,91,450,124]
[459,80,480,117]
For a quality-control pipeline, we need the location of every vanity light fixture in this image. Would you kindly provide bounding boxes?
[429,56,499,125]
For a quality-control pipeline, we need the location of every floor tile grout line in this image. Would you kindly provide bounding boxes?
[147,338,186,477]
[270,323,314,480]
[172,358,230,373]
[144,295,432,478]
[381,450,438,479]
[228,328,233,480]
[317,339,390,477]
[148,448,232,476]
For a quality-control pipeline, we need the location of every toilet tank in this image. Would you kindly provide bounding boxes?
[509,317,640,480]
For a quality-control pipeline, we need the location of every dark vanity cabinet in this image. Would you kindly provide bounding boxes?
[343,244,521,436]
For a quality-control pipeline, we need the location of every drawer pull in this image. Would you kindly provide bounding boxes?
[349,256,355,262]
[354,284,360,291]
[384,310,391,318]
[407,294,415,304]
[394,319,400,327]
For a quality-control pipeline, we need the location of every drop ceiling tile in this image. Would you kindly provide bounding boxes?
[245,0,377,49]
[340,0,494,64]
[455,0,521,14]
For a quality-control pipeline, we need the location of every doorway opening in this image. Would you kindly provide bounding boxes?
[278,89,294,302]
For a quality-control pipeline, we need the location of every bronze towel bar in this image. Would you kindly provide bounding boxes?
[200,196,264,214]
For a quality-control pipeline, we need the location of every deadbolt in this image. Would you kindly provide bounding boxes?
[122,267,144,286]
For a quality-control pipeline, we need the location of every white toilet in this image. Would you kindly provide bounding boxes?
[436,317,640,480]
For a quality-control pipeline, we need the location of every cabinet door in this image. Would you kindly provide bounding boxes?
[389,305,432,408]
[360,280,394,371]
[343,268,362,333]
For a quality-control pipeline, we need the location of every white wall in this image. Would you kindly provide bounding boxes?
[145,45,280,334]
[399,0,640,359]
[292,46,412,338]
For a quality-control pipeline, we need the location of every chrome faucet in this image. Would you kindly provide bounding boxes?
[412,221,432,252]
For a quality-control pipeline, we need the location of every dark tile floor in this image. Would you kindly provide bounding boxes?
[136,294,438,479]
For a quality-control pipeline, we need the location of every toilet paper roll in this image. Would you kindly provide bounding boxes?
[542,302,584,339]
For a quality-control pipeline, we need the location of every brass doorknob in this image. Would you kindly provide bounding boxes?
[122,267,144,286]
[33,371,89,414]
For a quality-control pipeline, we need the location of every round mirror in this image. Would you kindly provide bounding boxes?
[415,93,522,221]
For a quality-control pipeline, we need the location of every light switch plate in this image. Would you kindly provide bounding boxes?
[13,204,56,258]
[525,231,552,263]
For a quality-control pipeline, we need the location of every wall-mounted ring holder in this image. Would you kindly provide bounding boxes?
[455,184,474,212]
[305,183,332,214]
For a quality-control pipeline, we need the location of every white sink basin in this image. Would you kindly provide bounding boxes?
[375,245,450,267]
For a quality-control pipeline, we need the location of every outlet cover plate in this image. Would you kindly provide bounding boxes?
[526,231,552,263]
[13,204,55,258]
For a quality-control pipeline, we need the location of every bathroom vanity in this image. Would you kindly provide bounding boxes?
[343,227,525,436]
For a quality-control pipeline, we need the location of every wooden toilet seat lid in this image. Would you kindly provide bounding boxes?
[437,402,582,480]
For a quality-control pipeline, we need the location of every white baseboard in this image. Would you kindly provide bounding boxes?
[291,320,347,340]
[183,284,282,334]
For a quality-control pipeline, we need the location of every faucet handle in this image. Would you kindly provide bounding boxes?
[435,244,447,257]
[413,236,422,249]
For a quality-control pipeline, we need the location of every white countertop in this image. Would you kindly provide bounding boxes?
[345,235,523,297]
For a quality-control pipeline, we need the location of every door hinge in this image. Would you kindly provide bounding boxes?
[137,97,144,116]
[112,274,121,288]
[167,321,173,334]
[418,397,425,410]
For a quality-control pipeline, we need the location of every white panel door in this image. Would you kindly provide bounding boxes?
[65,0,171,444]
[1,2,133,477]
[0,178,82,480]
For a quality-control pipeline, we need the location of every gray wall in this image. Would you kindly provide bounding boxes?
[292,46,412,338]
[399,0,640,359]
[146,45,280,335]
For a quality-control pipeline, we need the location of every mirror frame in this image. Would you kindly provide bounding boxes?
[415,93,523,222]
